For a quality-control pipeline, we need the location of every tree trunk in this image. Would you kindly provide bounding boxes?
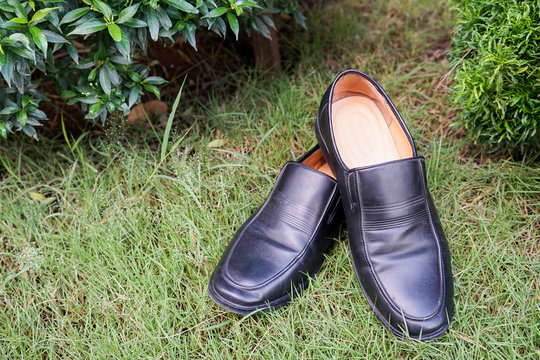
[251,18,281,75]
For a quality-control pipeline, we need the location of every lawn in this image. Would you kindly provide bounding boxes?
[1,0,539,358]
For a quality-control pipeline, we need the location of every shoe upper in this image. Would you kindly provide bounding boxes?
[315,70,454,339]
[209,146,343,314]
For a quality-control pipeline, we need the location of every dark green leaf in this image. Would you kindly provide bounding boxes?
[32,109,47,120]
[292,11,306,28]
[173,19,186,31]
[99,67,111,95]
[21,95,30,108]
[42,30,69,44]
[203,7,228,18]
[128,85,141,107]
[0,3,13,11]
[67,19,107,36]
[105,101,115,112]
[18,109,27,126]
[143,83,160,99]
[59,7,91,26]
[6,0,27,20]
[211,17,226,37]
[156,7,172,30]
[47,7,60,27]
[9,44,34,60]
[60,90,77,98]
[115,30,131,59]
[25,118,42,127]
[72,12,98,27]
[252,17,271,39]
[66,42,78,63]
[158,28,175,40]
[0,21,25,30]
[116,3,140,24]
[235,1,260,8]
[226,12,239,40]
[106,66,120,86]
[127,71,141,83]
[88,68,98,82]
[0,106,19,115]
[122,18,147,28]
[144,76,167,85]
[182,23,197,49]
[29,26,47,55]
[1,51,14,85]
[146,7,159,41]
[161,0,199,14]
[30,7,59,24]
[88,102,101,117]
[261,15,275,29]
[110,55,132,65]
[52,42,62,53]
[8,33,30,49]
[22,125,37,138]
[0,123,7,138]
[93,0,112,21]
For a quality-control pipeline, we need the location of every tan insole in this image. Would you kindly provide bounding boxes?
[332,96,400,168]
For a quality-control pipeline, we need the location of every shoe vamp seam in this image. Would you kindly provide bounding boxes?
[362,196,424,212]
[272,191,319,219]
[262,195,318,233]
[362,208,429,230]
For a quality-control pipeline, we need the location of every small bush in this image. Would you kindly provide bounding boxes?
[449,0,540,154]
[0,0,305,139]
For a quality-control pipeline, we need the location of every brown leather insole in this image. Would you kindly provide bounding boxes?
[332,96,400,168]
[302,149,335,179]
[316,162,333,178]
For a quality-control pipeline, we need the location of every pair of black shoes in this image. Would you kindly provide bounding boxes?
[208,70,454,340]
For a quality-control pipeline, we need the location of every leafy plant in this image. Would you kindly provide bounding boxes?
[0,0,305,139]
[449,0,540,154]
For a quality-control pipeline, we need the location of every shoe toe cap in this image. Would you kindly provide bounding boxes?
[208,264,292,314]
[389,299,454,340]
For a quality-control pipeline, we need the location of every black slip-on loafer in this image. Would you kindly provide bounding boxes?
[315,69,454,340]
[208,145,343,314]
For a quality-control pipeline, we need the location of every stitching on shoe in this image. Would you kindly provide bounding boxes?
[419,159,445,317]
[347,172,358,211]
[363,208,429,230]
[262,204,312,235]
[362,196,424,212]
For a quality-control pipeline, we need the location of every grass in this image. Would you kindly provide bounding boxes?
[1,0,539,358]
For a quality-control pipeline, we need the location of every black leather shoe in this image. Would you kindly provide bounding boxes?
[208,145,343,314]
[315,70,453,340]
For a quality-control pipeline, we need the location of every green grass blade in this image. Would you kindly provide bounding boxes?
[161,75,187,162]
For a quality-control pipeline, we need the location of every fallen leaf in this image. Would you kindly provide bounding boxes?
[30,192,46,201]
[29,192,55,205]
[127,100,168,125]
[208,139,226,148]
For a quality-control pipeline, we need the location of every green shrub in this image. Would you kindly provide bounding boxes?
[449,0,540,153]
[0,0,305,139]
